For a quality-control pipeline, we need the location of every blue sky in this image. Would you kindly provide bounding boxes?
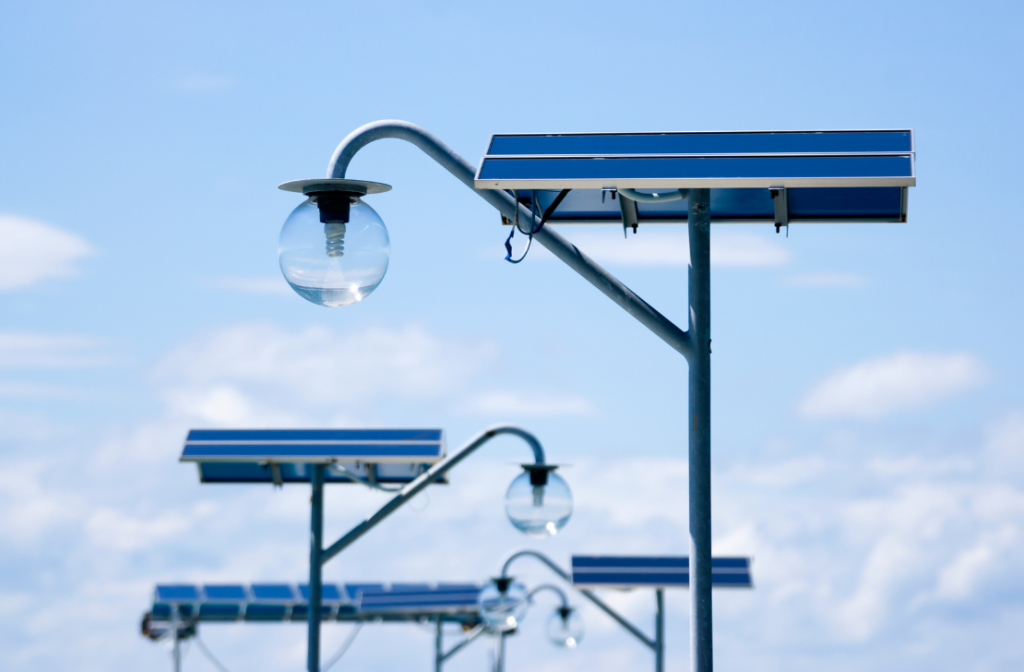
[1,0,1023,670]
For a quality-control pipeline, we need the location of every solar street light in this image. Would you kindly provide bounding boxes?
[478,577,529,633]
[278,179,391,307]
[277,120,915,672]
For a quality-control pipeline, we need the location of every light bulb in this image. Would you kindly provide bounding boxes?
[546,607,584,648]
[478,578,528,632]
[278,195,389,307]
[504,467,573,538]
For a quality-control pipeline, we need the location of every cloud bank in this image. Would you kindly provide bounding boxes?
[0,215,94,290]
[799,351,987,419]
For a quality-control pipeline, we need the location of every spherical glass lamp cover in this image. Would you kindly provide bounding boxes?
[477,580,528,632]
[278,199,390,307]
[504,470,573,537]
[547,609,585,648]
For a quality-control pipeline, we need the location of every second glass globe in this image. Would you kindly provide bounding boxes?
[478,578,528,632]
[547,607,585,648]
[504,467,573,538]
[278,195,390,307]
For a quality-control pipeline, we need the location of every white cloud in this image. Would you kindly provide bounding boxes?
[535,230,791,268]
[785,272,867,287]
[459,390,595,417]
[153,323,498,424]
[0,215,94,290]
[0,333,109,369]
[936,526,1017,599]
[798,351,987,419]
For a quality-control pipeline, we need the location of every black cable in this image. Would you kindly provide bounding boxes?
[193,634,231,672]
[321,623,363,671]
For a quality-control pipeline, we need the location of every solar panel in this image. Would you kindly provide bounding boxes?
[475,130,913,224]
[570,556,752,589]
[358,584,482,613]
[148,582,483,624]
[180,428,446,484]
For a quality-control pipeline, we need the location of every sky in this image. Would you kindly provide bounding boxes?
[1,0,1023,670]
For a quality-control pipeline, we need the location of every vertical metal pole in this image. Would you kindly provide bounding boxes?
[171,607,181,672]
[435,618,443,672]
[688,188,713,672]
[656,589,665,672]
[308,464,325,672]
[495,632,506,672]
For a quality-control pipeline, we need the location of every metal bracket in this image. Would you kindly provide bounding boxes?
[769,187,788,235]
[619,191,639,238]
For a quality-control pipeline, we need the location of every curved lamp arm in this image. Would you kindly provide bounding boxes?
[527,584,570,610]
[324,120,693,362]
[321,424,545,564]
[499,549,655,650]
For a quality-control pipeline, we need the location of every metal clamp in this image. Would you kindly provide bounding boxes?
[769,187,788,234]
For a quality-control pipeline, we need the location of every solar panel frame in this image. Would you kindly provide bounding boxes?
[518,186,908,225]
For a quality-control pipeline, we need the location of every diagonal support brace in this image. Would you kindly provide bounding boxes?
[325,120,693,362]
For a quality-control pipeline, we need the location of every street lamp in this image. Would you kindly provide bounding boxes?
[505,465,572,537]
[478,577,529,633]
[278,179,391,307]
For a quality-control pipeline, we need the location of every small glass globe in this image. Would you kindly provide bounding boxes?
[505,469,573,538]
[478,579,528,632]
[546,608,584,648]
[278,198,390,307]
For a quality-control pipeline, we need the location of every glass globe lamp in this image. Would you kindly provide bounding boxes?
[277,179,393,308]
[504,466,573,537]
[478,578,528,633]
[546,607,584,648]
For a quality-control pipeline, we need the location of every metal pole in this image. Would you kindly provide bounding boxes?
[171,607,181,672]
[435,618,443,672]
[308,464,325,672]
[656,589,665,672]
[495,632,506,672]
[688,189,712,672]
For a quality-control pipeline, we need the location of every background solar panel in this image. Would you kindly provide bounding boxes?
[571,556,753,589]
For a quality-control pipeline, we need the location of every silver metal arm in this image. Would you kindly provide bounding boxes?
[439,623,486,663]
[499,549,655,651]
[326,120,693,361]
[527,584,570,609]
[320,425,545,564]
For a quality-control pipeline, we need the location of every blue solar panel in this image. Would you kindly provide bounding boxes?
[181,428,447,484]
[476,130,913,223]
[477,130,914,190]
[155,585,201,602]
[204,585,248,600]
[298,584,344,602]
[571,556,753,589]
[148,582,483,623]
[251,584,296,601]
[358,585,482,613]
[487,131,912,156]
